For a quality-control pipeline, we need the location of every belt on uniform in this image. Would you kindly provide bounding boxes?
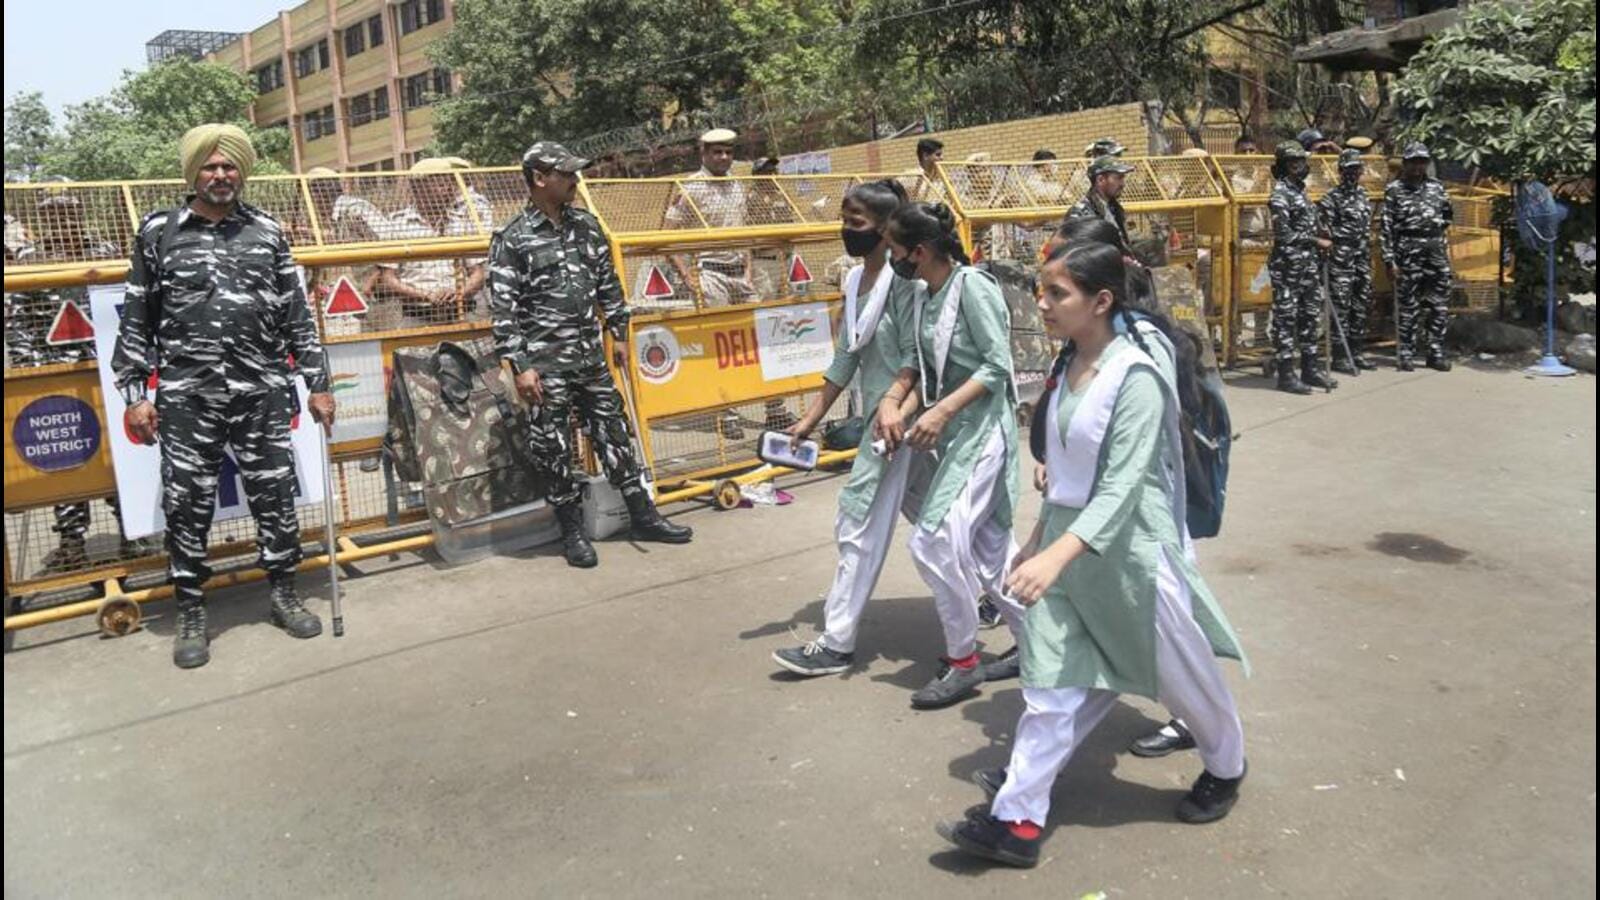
[1396,230,1444,239]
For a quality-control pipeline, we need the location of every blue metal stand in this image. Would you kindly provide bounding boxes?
[1526,238,1576,377]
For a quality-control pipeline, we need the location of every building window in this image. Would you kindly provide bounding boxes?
[398,0,445,36]
[295,39,330,78]
[347,86,391,127]
[304,105,336,141]
[404,68,452,108]
[344,25,365,58]
[254,60,284,94]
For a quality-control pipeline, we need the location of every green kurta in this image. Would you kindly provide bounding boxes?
[823,272,916,523]
[900,265,1020,531]
[1021,337,1247,699]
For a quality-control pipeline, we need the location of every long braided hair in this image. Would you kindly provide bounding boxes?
[1029,240,1201,464]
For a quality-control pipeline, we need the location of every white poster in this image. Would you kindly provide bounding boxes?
[325,340,388,443]
[753,301,834,382]
[89,284,326,540]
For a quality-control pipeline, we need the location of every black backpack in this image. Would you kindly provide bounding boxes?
[1029,316,1231,539]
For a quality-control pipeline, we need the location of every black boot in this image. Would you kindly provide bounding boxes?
[1301,357,1338,390]
[1426,353,1452,372]
[268,574,323,639]
[624,491,692,544]
[1331,354,1358,376]
[1397,356,1416,372]
[172,587,210,669]
[1276,367,1313,395]
[554,501,598,568]
[1352,354,1377,370]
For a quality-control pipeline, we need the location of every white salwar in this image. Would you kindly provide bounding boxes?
[818,448,914,654]
[990,545,1246,826]
[907,429,1026,660]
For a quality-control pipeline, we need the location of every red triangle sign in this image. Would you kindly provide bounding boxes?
[642,264,675,299]
[323,275,370,316]
[787,253,813,286]
[46,300,96,345]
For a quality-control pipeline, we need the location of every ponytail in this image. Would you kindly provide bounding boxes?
[887,201,971,266]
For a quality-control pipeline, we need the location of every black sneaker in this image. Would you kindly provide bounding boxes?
[984,646,1020,682]
[773,640,853,676]
[977,594,1003,630]
[269,578,323,639]
[935,813,1040,868]
[1129,719,1196,758]
[1175,761,1247,824]
[910,660,984,709]
[972,767,1007,799]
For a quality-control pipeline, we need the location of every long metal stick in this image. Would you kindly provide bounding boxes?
[1323,261,1359,378]
[319,427,344,637]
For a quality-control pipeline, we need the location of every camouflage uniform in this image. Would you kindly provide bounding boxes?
[111,200,329,593]
[1381,150,1454,365]
[1267,164,1323,365]
[6,230,130,557]
[1318,157,1375,351]
[488,202,644,510]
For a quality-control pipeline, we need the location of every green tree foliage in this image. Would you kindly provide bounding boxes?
[1395,0,1596,180]
[432,0,1270,165]
[4,92,56,181]
[1396,0,1597,319]
[44,60,292,182]
[431,0,750,165]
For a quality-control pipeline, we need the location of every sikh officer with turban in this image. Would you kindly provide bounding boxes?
[111,123,336,669]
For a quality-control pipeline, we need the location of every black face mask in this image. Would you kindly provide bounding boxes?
[890,253,920,280]
[841,226,882,258]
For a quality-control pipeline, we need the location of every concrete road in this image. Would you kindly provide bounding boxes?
[5,362,1595,898]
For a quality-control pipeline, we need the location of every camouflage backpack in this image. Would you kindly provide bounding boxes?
[384,337,545,525]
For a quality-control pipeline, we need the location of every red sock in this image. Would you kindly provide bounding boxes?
[948,652,980,669]
[1007,820,1042,840]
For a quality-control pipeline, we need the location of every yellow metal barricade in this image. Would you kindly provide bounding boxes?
[939,156,1235,392]
[575,173,936,505]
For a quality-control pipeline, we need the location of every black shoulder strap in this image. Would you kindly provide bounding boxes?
[147,203,185,334]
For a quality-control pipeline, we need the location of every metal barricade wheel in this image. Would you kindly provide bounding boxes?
[96,597,141,637]
[713,479,743,511]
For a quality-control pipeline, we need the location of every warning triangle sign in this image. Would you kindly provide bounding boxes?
[642,264,675,299]
[46,300,95,345]
[323,275,370,316]
[787,254,813,286]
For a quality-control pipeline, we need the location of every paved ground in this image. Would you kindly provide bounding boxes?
[5,361,1595,899]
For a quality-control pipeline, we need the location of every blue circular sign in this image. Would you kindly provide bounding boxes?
[12,395,102,472]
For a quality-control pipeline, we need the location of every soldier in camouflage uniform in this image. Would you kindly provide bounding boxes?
[5,195,154,569]
[489,141,692,569]
[1382,143,1454,372]
[1267,141,1337,394]
[1318,149,1378,374]
[1063,155,1136,254]
[112,124,336,669]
